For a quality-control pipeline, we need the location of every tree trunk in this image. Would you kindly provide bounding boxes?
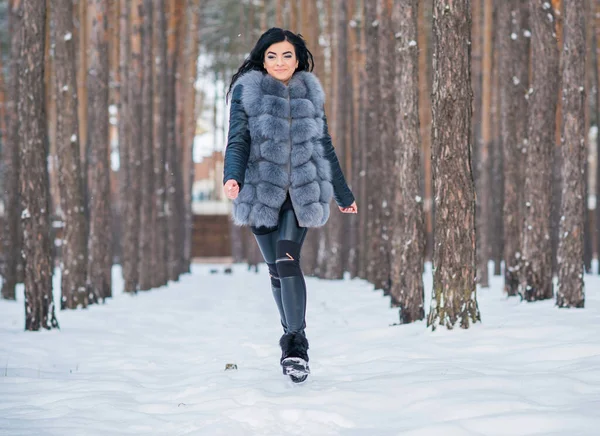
[52,0,89,309]
[181,0,201,274]
[289,0,298,32]
[500,0,529,296]
[427,0,480,330]
[520,1,559,301]
[87,0,112,301]
[583,0,594,274]
[152,0,168,287]
[390,0,425,323]
[19,0,59,330]
[76,0,89,204]
[491,5,504,277]
[364,0,381,288]
[347,0,360,278]
[557,0,585,307]
[551,0,563,277]
[138,0,155,290]
[124,0,143,292]
[372,0,395,292]
[418,0,433,262]
[165,0,183,281]
[357,0,368,279]
[1,0,23,301]
[118,0,130,274]
[322,0,348,280]
[174,0,186,277]
[596,0,600,274]
[45,4,60,221]
[0,41,6,142]
[477,0,493,288]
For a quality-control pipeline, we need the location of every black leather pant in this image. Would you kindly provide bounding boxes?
[253,207,308,334]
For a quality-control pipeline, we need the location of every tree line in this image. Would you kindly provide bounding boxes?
[0,0,594,331]
[0,0,201,330]
[206,0,592,329]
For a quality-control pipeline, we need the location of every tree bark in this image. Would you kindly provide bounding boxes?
[347,0,361,278]
[491,4,504,277]
[364,0,381,288]
[76,0,89,203]
[500,0,529,296]
[372,0,395,293]
[357,0,368,279]
[477,0,493,288]
[427,0,480,330]
[181,0,201,274]
[87,0,112,301]
[52,0,89,309]
[138,0,155,290]
[364,1,381,283]
[418,0,433,262]
[322,0,348,280]
[152,0,168,287]
[1,0,23,301]
[165,0,183,281]
[557,0,585,307]
[118,0,130,274]
[582,0,593,274]
[390,0,425,323]
[19,0,59,330]
[596,0,600,274]
[520,0,559,301]
[551,0,563,277]
[124,0,143,292]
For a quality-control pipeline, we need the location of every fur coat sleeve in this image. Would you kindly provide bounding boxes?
[321,115,355,208]
[223,85,250,190]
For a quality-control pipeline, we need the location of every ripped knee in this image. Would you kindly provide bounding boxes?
[275,240,302,278]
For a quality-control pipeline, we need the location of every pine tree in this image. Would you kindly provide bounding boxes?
[1,0,24,301]
[52,0,89,309]
[520,1,559,301]
[427,0,481,330]
[87,0,113,301]
[499,0,529,296]
[557,0,586,307]
[390,0,425,323]
[19,0,59,330]
[138,0,155,290]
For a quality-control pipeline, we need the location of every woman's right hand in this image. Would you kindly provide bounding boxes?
[224,179,240,200]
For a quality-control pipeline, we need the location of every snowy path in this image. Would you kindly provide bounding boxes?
[1,264,600,436]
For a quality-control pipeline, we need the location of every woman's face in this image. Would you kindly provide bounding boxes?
[263,40,298,84]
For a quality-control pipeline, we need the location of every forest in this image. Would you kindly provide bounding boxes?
[0,0,596,331]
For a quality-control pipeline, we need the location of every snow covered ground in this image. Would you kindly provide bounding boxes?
[1,263,600,436]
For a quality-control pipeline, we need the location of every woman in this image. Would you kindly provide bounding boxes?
[223,28,357,383]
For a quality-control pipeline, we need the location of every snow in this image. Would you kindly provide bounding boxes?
[1,263,600,435]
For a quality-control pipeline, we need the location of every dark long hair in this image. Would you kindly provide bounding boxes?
[226,28,315,102]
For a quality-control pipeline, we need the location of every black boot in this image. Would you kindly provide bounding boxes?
[279,332,310,383]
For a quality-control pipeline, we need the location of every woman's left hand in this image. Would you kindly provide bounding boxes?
[339,201,358,214]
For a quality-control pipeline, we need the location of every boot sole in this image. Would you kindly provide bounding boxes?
[281,357,310,383]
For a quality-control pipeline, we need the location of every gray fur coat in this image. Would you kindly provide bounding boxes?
[230,70,334,228]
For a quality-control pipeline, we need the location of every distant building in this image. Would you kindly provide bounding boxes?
[192,150,230,215]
